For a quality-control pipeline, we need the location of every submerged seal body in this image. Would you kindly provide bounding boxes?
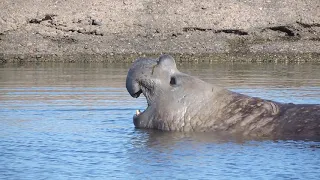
[126,55,320,140]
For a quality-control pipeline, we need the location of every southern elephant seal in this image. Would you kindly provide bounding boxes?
[126,55,320,140]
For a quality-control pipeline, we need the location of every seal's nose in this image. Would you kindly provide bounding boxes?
[126,57,157,98]
[126,75,141,98]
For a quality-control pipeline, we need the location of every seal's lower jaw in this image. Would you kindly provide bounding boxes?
[133,111,142,127]
[133,105,151,128]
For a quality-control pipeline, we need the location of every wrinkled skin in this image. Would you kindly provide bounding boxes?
[126,55,320,140]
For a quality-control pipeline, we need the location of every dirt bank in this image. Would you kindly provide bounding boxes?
[0,0,320,62]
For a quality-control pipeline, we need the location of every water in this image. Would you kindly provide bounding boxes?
[1,61,320,180]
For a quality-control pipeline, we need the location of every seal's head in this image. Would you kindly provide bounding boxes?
[126,55,219,131]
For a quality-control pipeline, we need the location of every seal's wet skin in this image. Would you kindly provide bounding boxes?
[126,55,320,140]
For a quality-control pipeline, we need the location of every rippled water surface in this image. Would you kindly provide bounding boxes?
[1,61,320,179]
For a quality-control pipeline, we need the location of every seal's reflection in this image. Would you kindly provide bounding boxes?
[130,129,249,150]
[126,129,255,176]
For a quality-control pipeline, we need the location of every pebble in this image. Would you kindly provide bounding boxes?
[92,19,102,26]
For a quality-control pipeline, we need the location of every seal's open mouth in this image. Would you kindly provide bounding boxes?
[134,101,151,120]
[132,87,150,119]
[132,89,143,118]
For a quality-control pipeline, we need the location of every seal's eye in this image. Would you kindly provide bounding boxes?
[170,76,176,85]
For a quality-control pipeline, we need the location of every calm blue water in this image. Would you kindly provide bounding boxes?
[1,62,320,179]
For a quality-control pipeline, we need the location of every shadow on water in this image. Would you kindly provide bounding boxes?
[124,129,320,179]
[131,129,320,149]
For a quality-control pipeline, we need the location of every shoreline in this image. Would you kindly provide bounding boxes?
[1,0,319,63]
[1,52,320,63]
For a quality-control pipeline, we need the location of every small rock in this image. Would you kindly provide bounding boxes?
[92,47,100,53]
[92,19,102,26]
[18,55,25,60]
[78,28,86,34]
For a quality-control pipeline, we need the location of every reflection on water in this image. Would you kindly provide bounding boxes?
[0,61,320,179]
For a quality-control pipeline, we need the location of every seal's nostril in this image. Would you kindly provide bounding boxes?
[133,89,142,98]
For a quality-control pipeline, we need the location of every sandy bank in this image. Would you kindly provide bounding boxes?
[0,0,320,62]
